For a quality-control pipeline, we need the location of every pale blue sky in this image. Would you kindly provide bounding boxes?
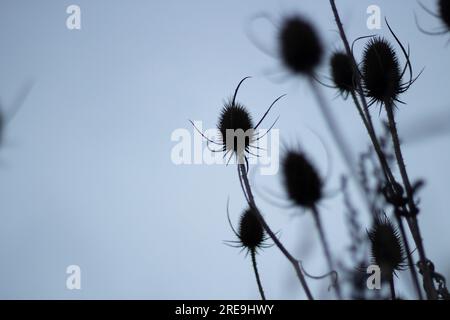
[0,0,449,299]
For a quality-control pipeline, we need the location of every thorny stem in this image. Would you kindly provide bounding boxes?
[394,211,423,300]
[329,0,434,299]
[237,164,314,300]
[349,89,424,300]
[350,91,397,186]
[350,80,423,300]
[385,103,437,299]
[250,249,266,300]
[312,206,342,299]
[389,275,396,300]
[329,0,397,189]
[385,105,415,213]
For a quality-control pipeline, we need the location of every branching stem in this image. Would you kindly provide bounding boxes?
[385,103,437,299]
[237,164,314,300]
[329,0,433,299]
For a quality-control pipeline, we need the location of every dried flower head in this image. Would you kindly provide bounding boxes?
[238,208,265,251]
[361,21,416,108]
[218,100,255,158]
[368,215,406,279]
[278,16,323,75]
[191,77,284,168]
[226,206,270,254]
[362,38,402,106]
[330,51,356,97]
[282,149,322,208]
[225,205,270,300]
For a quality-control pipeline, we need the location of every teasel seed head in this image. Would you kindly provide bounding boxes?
[218,101,254,155]
[238,208,266,251]
[362,37,402,106]
[226,206,270,254]
[330,51,356,97]
[368,215,406,280]
[282,150,322,208]
[278,16,323,75]
[215,77,256,160]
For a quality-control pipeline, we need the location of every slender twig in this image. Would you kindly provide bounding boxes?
[350,91,397,187]
[312,206,342,299]
[237,164,314,300]
[250,249,266,300]
[385,103,437,299]
[389,275,396,300]
[384,105,414,210]
[394,211,423,300]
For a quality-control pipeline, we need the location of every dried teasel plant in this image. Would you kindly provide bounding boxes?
[328,0,445,300]
[225,205,272,300]
[329,51,356,99]
[368,214,407,299]
[192,78,318,299]
[360,20,420,110]
[190,77,284,170]
[276,15,367,211]
[195,1,450,300]
[281,148,342,299]
[281,150,322,209]
[278,16,323,76]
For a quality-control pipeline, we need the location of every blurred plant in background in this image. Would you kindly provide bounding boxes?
[193,0,450,300]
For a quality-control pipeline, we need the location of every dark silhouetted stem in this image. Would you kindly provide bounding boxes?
[385,103,437,299]
[350,91,397,187]
[329,0,428,300]
[312,206,342,299]
[250,249,266,300]
[394,212,423,300]
[329,0,397,189]
[237,164,314,300]
[389,275,396,300]
[385,106,414,211]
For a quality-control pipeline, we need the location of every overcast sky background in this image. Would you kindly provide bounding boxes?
[0,0,449,299]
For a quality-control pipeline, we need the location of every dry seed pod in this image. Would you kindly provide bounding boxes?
[368,215,406,280]
[238,208,266,252]
[211,77,284,165]
[362,37,402,106]
[278,16,323,75]
[361,20,418,108]
[218,101,254,157]
[282,150,322,208]
[330,51,356,97]
[226,206,271,254]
